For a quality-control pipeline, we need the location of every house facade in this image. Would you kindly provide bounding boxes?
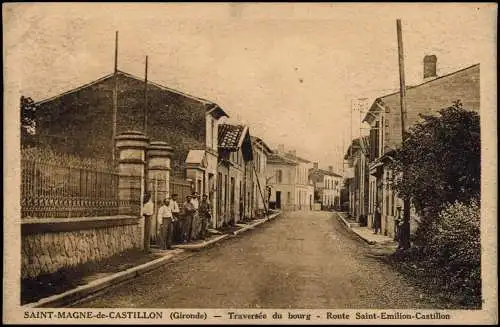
[362,58,480,238]
[267,146,314,211]
[343,136,370,225]
[251,136,273,216]
[309,163,343,210]
[216,124,254,227]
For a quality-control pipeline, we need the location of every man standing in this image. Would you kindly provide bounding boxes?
[141,192,154,253]
[374,204,382,235]
[190,192,200,240]
[199,194,211,240]
[157,198,174,250]
[169,194,181,243]
[183,195,195,242]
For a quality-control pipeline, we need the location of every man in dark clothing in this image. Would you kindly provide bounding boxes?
[374,204,382,234]
[199,194,211,239]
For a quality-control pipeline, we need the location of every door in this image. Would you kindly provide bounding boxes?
[276,191,281,209]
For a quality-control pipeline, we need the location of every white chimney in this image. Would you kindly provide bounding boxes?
[277,144,285,153]
[313,162,319,169]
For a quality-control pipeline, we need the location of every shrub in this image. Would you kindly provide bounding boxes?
[425,198,481,299]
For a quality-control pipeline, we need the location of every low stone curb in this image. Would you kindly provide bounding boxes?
[233,212,280,235]
[171,234,229,250]
[23,211,282,308]
[23,249,185,308]
[334,212,376,245]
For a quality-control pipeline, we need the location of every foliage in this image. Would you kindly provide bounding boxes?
[391,100,480,219]
[21,96,38,146]
[424,199,481,304]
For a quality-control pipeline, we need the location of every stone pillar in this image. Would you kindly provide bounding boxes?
[116,131,149,249]
[146,141,174,241]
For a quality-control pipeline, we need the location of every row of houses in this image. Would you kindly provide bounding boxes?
[343,55,480,238]
[26,69,343,231]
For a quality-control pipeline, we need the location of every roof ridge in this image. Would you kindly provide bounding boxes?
[35,72,115,105]
[35,70,217,106]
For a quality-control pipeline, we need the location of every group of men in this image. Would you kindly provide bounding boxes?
[142,192,212,252]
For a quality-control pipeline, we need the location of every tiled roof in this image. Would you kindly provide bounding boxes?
[267,153,299,165]
[218,124,247,149]
[309,168,343,178]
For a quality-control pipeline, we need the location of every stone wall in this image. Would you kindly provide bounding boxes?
[21,217,141,280]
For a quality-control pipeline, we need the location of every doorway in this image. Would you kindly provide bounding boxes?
[276,191,281,209]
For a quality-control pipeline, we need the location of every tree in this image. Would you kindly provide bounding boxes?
[390,101,480,241]
[20,96,38,146]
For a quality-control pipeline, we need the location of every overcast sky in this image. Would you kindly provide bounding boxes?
[4,3,496,173]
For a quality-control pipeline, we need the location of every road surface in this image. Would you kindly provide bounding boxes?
[73,211,437,308]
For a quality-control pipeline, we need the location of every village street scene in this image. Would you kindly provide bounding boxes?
[5,4,496,322]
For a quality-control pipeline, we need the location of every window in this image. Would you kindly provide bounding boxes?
[276,169,283,183]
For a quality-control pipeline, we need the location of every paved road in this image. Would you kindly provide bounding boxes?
[73,211,436,309]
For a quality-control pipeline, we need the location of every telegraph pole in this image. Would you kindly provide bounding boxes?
[397,19,411,250]
[143,55,149,135]
[112,31,119,163]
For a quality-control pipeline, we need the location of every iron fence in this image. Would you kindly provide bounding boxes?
[21,158,140,218]
[169,177,193,201]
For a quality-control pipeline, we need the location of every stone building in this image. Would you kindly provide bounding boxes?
[362,57,480,238]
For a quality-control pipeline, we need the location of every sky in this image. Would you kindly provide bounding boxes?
[4,3,497,174]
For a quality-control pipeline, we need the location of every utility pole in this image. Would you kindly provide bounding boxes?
[143,55,149,135]
[112,31,119,164]
[397,19,411,250]
[143,56,149,196]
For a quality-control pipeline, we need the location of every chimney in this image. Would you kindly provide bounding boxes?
[313,162,319,169]
[423,55,437,81]
[288,150,296,157]
[277,144,285,153]
[328,165,333,172]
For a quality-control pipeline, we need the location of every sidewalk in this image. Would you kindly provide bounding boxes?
[23,211,281,308]
[335,211,395,245]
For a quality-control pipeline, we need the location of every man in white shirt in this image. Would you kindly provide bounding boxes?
[169,194,181,243]
[141,192,154,253]
[190,192,200,240]
[157,198,174,250]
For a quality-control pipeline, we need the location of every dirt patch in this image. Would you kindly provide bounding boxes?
[21,249,162,305]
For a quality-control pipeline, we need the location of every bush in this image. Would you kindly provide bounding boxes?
[425,198,481,299]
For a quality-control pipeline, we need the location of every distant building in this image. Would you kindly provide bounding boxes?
[266,145,314,211]
[362,58,480,238]
[309,163,343,209]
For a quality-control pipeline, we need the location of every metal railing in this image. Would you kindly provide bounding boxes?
[21,158,139,218]
[169,177,192,201]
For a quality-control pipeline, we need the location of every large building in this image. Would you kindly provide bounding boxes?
[30,70,229,224]
[361,57,480,238]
